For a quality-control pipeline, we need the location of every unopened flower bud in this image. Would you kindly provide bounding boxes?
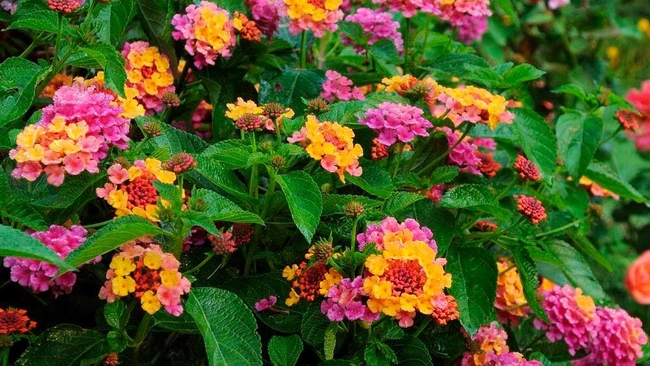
[162,92,181,108]
[344,201,364,218]
[306,97,329,114]
[269,155,286,171]
[235,113,265,131]
[142,121,163,137]
[163,153,197,174]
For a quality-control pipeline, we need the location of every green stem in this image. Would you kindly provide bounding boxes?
[392,144,404,179]
[83,219,114,229]
[418,17,431,67]
[413,317,431,337]
[599,125,622,146]
[350,217,359,253]
[300,31,308,69]
[535,220,582,238]
[132,313,153,365]
[1,347,8,366]
[495,176,520,201]
[249,133,259,199]
[20,33,42,58]
[54,14,63,61]
[184,252,216,275]
[260,169,277,220]
[243,238,259,277]
[403,17,411,73]
[418,123,473,175]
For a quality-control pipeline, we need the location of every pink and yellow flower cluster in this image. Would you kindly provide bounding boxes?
[288,115,363,182]
[360,102,432,147]
[284,0,344,37]
[172,2,236,69]
[122,41,176,114]
[356,217,437,252]
[99,242,191,316]
[96,158,176,221]
[10,81,130,186]
[461,323,541,365]
[225,98,294,132]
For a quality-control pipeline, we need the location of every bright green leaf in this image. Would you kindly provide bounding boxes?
[556,112,602,181]
[0,225,73,270]
[511,109,558,184]
[543,240,607,300]
[268,335,303,366]
[0,57,48,126]
[584,162,646,202]
[347,159,394,199]
[276,171,323,242]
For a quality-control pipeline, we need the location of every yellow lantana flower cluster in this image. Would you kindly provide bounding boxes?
[225,98,294,132]
[287,115,363,182]
[284,0,344,37]
[495,260,528,322]
[96,158,176,221]
[88,72,146,120]
[362,239,452,327]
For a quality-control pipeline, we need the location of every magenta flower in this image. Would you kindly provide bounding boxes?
[320,70,365,102]
[321,277,379,323]
[439,127,482,175]
[254,296,278,312]
[3,225,97,297]
[245,0,284,39]
[343,8,403,53]
[356,217,436,252]
[360,102,432,146]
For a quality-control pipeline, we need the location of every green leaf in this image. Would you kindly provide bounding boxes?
[153,311,199,334]
[427,53,490,74]
[0,57,48,126]
[186,287,263,366]
[511,109,558,184]
[552,84,587,100]
[338,21,365,44]
[90,0,136,46]
[199,139,252,169]
[511,247,548,322]
[135,0,177,74]
[15,325,110,366]
[387,337,433,366]
[268,335,303,366]
[222,272,305,333]
[321,194,382,216]
[503,64,545,86]
[276,171,323,242]
[104,300,128,329]
[0,225,73,270]
[80,44,127,97]
[106,330,128,353]
[543,240,607,300]
[347,159,394,199]
[384,192,425,216]
[438,184,511,219]
[62,215,165,271]
[584,162,646,202]
[464,65,503,89]
[153,182,183,211]
[190,189,263,225]
[259,69,325,112]
[191,156,254,206]
[430,166,460,185]
[492,0,520,27]
[446,246,498,335]
[8,0,74,35]
[556,113,602,180]
[324,323,337,360]
[138,117,209,154]
[569,233,612,272]
[301,302,331,345]
[32,172,108,209]
[369,39,399,63]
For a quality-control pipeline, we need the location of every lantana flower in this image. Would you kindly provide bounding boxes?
[282,262,342,306]
[461,323,541,366]
[99,242,191,316]
[283,0,344,37]
[357,216,436,252]
[360,102,432,146]
[320,70,365,102]
[343,8,403,53]
[495,260,528,324]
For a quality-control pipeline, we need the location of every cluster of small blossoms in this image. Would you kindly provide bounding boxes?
[342,8,403,53]
[536,284,648,365]
[474,220,498,232]
[40,73,72,98]
[371,138,389,160]
[208,225,250,256]
[0,308,36,337]
[87,72,146,119]
[513,155,541,181]
[380,75,439,108]
[172,2,236,69]
[321,276,379,323]
[439,127,482,175]
[254,296,278,311]
[283,262,342,306]
[99,242,191,316]
[245,0,284,38]
[0,0,17,14]
[10,81,130,186]
[578,176,619,200]
[362,239,454,328]
[226,98,294,132]
[284,0,344,37]
[163,152,197,174]
[122,41,175,114]
[370,0,424,17]
[616,109,641,131]
[461,323,541,366]
[3,225,95,296]
[288,115,363,182]
[233,12,263,42]
[357,216,436,252]
[475,151,501,178]
[360,102,432,147]
[494,260,528,324]
[626,81,650,151]
[96,158,176,221]
[431,85,514,130]
[426,184,446,204]
[517,195,547,225]
[47,0,84,13]
[427,0,492,43]
[321,70,365,102]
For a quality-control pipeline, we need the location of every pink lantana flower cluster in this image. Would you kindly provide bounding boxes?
[360,102,432,146]
[535,285,648,366]
[626,81,650,151]
[428,0,491,43]
[245,0,284,39]
[548,0,570,10]
[343,8,403,53]
[99,242,191,316]
[461,323,541,366]
[320,70,365,102]
[171,2,236,69]
[356,216,437,252]
[3,225,97,297]
[438,127,482,175]
[122,41,176,114]
[10,81,130,186]
[321,276,380,323]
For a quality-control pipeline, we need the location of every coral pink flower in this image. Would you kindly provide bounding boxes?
[254,296,278,311]
[517,195,547,225]
[47,0,84,13]
[245,0,284,38]
[357,216,436,252]
[626,81,650,151]
[360,102,432,146]
[321,70,365,102]
[321,276,379,323]
[548,0,570,9]
[626,250,650,304]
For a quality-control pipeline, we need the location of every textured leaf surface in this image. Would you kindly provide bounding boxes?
[511,247,548,322]
[556,113,602,180]
[276,171,322,242]
[387,337,433,366]
[268,335,303,366]
[186,288,262,366]
[543,240,607,300]
[585,162,646,202]
[192,189,263,224]
[80,45,127,97]
[384,192,425,216]
[90,0,136,46]
[439,184,511,219]
[347,159,394,198]
[446,246,498,335]
[259,69,325,111]
[430,166,460,185]
[8,0,74,34]
[200,139,252,169]
[301,302,331,345]
[511,108,558,184]
[0,225,73,269]
[0,57,48,126]
[16,325,109,366]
